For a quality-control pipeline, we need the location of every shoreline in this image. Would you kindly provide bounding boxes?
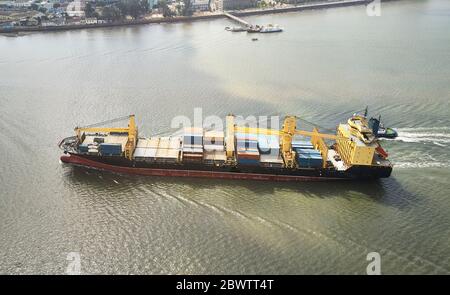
[0,0,383,34]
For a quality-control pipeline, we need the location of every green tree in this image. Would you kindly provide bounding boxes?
[85,2,96,18]
[182,0,192,16]
[101,5,122,21]
[159,0,174,18]
[118,0,149,19]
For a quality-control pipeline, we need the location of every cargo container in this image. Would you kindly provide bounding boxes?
[99,143,122,156]
[136,138,148,148]
[158,137,171,149]
[155,148,179,163]
[169,137,181,149]
[296,153,322,168]
[204,144,224,152]
[148,137,160,148]
[203,150,227,165]
[260,154,284,168]
[79,144,89,153]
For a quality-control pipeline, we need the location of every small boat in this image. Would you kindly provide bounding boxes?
[354,106,398,139]
[259,24,283,33]
[252,38,258,41]
[369,116,398,139]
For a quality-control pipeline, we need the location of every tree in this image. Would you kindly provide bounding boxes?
[117,0,149,19]
[101,5,122,21]
[159,0,174,18]
[85,2,96,18]
[182,0,192,16]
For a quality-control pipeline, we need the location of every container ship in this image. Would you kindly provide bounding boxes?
[59,114,393,181]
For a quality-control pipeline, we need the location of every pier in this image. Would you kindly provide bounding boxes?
[223,12,250,27]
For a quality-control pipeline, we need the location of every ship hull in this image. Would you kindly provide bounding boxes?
[60,153,392,182]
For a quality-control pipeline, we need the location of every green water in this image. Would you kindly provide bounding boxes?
[1,0,449,274]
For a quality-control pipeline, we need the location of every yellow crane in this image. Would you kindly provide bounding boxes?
[74,115,138,160]
[227,115,339,168]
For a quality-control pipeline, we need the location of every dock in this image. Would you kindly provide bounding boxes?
[223,12,250,27]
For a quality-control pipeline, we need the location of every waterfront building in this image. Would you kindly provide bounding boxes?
[66,0,85,17]
[85,17,97,24]
[192,0,210,11]
[222,0,256,10]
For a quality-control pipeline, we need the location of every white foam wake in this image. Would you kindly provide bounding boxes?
[394,161,450,169]
[393,127,450,146]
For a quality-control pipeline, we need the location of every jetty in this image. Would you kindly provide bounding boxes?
[223,12,250,27]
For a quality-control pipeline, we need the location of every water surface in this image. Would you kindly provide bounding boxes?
[1,0,450,274]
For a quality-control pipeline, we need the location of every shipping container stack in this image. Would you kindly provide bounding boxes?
[79,136,105,155]
[133,137,159,162]
[203,130,226,164]
[182,127,204,163]
[99,143,122,156]
[235,132,260,166]
[155,137,180,163]
[292,137,322,168]
[258,135,283,168]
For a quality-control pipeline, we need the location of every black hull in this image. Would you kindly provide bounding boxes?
[61,153,392,181]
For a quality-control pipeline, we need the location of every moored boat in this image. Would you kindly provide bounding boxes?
[246,25,261,33]
[259,24,283,33]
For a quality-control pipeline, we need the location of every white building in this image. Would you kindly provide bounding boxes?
[192,0,210,11]
[66,0,86,17]
[85,17,97,24]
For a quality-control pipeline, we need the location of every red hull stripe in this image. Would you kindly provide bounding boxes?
[60,154,345,182]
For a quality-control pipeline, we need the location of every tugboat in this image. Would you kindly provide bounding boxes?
[369,116,398,139]
[357,107,398,139]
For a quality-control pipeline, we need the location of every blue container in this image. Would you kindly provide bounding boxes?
[99,143,122,156]
[292,139,313,149]
[79,144,89,153]
[237,139,258,150]
[296,152,322,167]
[237,158,260,166]
[183,135,203,146]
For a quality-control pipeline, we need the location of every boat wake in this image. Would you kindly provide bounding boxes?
[394,161,450,169]
[391,127,450,146]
